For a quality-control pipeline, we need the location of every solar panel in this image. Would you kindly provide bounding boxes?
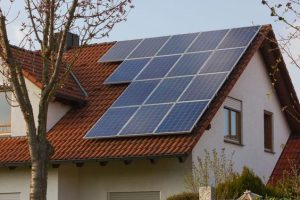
[199,48,245,74]
[157,33,198,56]
[112,80,160,107]
[85,107,138,138]
[99,39,142,62]
[136,55,180,80]
[180,73,228,101]
[105,58,151,84]
[88,25,261,139]
[218,26,260,49]
[188,29,228,52]
[146,76,193,104]
[120,104,172,135]
[156,101,209,133]
[128,36,170,59]
[167,52,211,77]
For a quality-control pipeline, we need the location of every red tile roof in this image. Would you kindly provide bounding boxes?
[0,25,298,166]
[11,46,86,104]
[269,135,300,184]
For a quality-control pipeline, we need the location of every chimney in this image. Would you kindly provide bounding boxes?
[54,32,79,51]
[65,32,79,50]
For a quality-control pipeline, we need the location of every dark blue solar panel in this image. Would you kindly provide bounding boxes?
[167,52,211,77]
[85,107,138,138]
[99,39,142,62]
[180,73,228,101]
[105,58,151,84]
[120,104,172,135]
[136,55,180,80]
[188,29,228,52]
[218,26,260,49]
[112,80,160,107]
[146,76,193,104]
[156,101,209,133]
[199,48,245,74]
[157,33,198,56]
[128,36,170,58]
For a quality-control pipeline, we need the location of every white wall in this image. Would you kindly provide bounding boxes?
[10,78,71,137]
[59,158,191,200]
[58,164,79,200]
[192,51,291,182]
[0,167,58,200]
[0,158,190,200]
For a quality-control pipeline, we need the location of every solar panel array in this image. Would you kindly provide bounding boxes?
[86,25,261,139]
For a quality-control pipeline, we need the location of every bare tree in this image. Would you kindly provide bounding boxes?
[260,1,300,124]
[262,0,300,69]
[0,0,132,199]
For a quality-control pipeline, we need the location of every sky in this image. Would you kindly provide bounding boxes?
[5,0,300,96]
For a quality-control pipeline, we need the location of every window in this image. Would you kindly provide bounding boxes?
[223,97,242,144]
[0,89,11,134]
[264,111,273,152]
[224,107,241,143]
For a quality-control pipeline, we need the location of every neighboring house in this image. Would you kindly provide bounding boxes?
[0,25,298,200]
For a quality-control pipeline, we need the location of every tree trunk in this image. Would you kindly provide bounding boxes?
[29,142,51,200]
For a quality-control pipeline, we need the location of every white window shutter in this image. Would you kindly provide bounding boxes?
[108,191,160,200]
[0,193,20,200]
[224,97,242,111]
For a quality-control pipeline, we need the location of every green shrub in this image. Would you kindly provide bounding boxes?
[166,192,198,200]
[216,167,285,199]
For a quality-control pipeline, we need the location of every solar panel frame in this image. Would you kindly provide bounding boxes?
[99,39,142,62]
[179,72,229,102]
[112,80,160,107]
[120,104,172,135]
[157,32,199,56]
[166,51,212,77]
[145,76,193,104]
[199,48,245,74]
[104,58,151,84]
[155,100,209,134]
[218,26,261,49]
[84,106,139,138]
[128,36,170,59]
[187,29,229,52]
[135,55,181,80]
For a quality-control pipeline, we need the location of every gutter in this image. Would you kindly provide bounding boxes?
[0,153,189,168]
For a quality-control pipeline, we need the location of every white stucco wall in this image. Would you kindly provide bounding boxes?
[192,51,291,182]
[10,79,71,136]
[0,167,58,200]
[56,159,191,200]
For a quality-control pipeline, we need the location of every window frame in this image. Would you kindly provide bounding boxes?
[264,110,274,153]
[0,86,12,135]
[224,106,242,145]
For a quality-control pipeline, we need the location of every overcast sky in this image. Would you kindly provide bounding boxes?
[5,0,300,97]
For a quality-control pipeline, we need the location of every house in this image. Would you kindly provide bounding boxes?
[0,24,298,200]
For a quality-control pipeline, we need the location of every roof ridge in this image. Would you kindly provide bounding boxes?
[66,41,116,51]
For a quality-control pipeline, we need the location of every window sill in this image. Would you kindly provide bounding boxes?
[264,149,275,154]
[0,133,11,137]
[224,138,243,147]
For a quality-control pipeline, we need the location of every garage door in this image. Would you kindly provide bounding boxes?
[0,193,20,200]
[108,191,160,200]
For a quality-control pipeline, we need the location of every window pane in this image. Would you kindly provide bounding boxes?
[231,111,237,137]
[0,92,11,133]
[264,112,273,150]
[224,108,230,136]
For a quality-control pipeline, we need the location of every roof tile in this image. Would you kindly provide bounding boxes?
[0,25,293,165]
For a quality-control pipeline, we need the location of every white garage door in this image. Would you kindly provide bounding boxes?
[108,191,160,200]
[0,193,20,200]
